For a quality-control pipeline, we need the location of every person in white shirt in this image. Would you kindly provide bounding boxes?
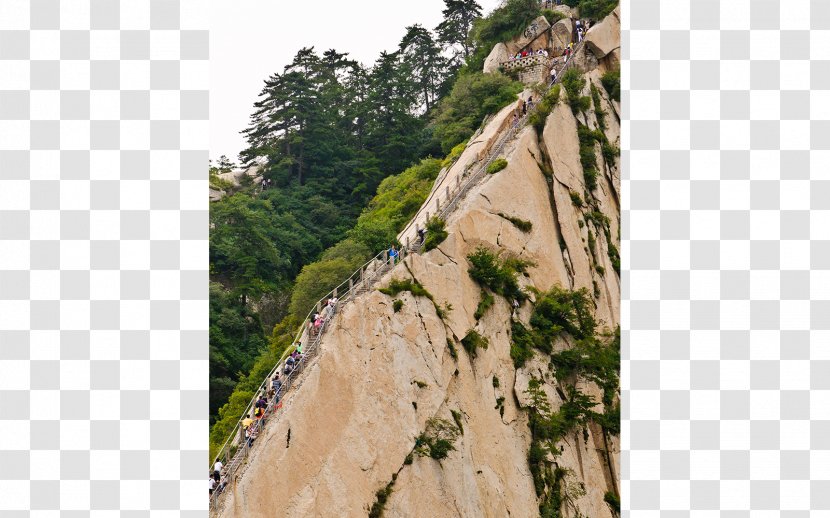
[209,477,217,495]
[213,460,223,482]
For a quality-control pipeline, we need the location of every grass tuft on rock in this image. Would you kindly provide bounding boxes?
[474,290,495,320]
[498,212,533,232]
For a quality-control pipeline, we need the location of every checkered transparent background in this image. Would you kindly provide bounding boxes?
[623,0,829,514]
[0,0,208,514]
[1,0,826,514]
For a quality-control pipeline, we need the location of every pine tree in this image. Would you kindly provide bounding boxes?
[365,50,426,174]
[398,25,449,114]
[216,155,235,173]
[436,0,483,62]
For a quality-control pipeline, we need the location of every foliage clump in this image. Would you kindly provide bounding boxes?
[393,300,404,313]
[349,158,443,253]
[531,286,597,341]
[447,339,458,360]
[467,246,533,302]
[577,125,604,192]
[380,278,453,322]
[369,478,396,518]
[525,378,592,514]
[541,9,566,25]
[510,286,620,517]
[414,417,461,460]
[510,321,537,367]
[432,72,523,153]
[499,213,532,232]
[560,68,591,115]
[379,278,432,299]
[605,490,621,515]
[601,68,621,103]
[590,83,607,131]
[461,329,489,358]
[442,140,468,168]
[527,85,560,132]
[451,409,464,435]
[487,158,508,174]
[474,290,495,320]
[423,216,448,251]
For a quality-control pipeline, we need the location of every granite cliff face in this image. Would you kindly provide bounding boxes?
[219,12,620,518]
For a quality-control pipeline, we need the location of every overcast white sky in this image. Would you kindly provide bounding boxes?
[210,0,501,163]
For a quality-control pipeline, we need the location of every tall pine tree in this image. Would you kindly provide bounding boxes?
[436,0,483,62]
[398,25,450,114]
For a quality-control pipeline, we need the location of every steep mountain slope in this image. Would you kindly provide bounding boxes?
[218,10,620,518]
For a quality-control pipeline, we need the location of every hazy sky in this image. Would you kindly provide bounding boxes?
[210,0,501,163]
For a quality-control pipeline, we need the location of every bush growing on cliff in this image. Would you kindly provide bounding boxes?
[499,212,533,232]
[487,158,508,174]
[461,329,489,358]
[474,290,495,320]
[527,84,560,132]
[601,68,621,102]
[531,286,596,341]
[379,278,432,299]
[561,68,591,115]
[369,480,395,518]
[414,417,461,460]
[467,246,533,302]
[423,216,449,251]
[577,125,603,191]
[442,140,468,168]
[604,491,621,515]
[510,321,537,367]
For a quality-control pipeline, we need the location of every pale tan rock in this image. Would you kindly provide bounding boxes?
[552,5,577,18]
[550,19,574,55]
[483,42,510,74]
[584,6,621,60]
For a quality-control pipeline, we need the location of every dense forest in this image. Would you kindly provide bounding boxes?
[209,0,618,454]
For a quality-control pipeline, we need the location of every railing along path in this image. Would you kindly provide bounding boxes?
[209,36,586,514]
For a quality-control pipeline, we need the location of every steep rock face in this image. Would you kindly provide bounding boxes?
[550,19,574,55]
[220,124,619,518]
[220,13,620,518]
[483,42,510,74]
[584,6,621,72]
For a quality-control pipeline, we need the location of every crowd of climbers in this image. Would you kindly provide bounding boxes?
[506,14,591,86]
[510,47,550,61]
[210,295,340,500]
[509,17,591,130]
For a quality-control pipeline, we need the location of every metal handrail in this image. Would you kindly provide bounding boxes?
[208,247,405,512]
